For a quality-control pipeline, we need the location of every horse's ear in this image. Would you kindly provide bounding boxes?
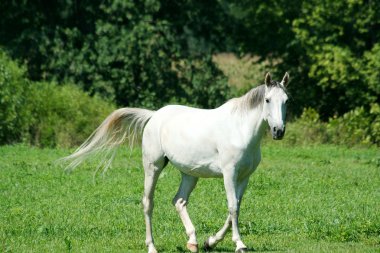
[281,72,290,87]
[265,72,272,86]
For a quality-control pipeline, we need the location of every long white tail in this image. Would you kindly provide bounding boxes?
[62,107,155,172]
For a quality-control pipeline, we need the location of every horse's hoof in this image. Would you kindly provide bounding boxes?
[186,243,198,252]
[235,247,248,253]
[203,238,214,251]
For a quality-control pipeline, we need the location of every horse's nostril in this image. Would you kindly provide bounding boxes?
[273,127,277,132]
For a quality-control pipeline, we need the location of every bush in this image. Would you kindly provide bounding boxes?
[0,50,115,147]
[0,50,32,144]
[285,108,328,145]
[285,105,380,147]
[27,82,114,147]
[327,104,380,146]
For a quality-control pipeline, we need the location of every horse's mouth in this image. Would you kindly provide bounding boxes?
[271,127,285,140]
[272,134,284,140]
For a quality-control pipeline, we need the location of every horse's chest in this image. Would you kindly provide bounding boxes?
[236,152,261,178]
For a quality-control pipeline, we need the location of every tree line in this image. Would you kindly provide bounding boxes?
[0,0,379,146]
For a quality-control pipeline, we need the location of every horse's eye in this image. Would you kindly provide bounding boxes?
[265,98,270,103]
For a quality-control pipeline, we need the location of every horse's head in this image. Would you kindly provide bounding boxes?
[262,72,289,140]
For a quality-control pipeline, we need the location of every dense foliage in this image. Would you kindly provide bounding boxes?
[291,0,380,118]
[286,106,380,147]
[0,51,114,147]
[27,82,115,147]
[0,0,379,146]
[0,0,232,109]
[219,0,380,118]
[0,51,31,144]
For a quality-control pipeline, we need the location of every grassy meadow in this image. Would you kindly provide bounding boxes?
[1,144,379,252]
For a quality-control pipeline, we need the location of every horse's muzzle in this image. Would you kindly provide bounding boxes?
[272,126,285,140]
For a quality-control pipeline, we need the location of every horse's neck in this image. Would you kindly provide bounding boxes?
[223,104,267,148]
[245,106,267,147]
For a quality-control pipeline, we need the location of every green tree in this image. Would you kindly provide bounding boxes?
[223,0,380,118]
[2,0,379,120]
[0,0,234,109]
[292,0,380,118]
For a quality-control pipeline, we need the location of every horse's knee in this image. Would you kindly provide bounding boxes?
[142,196,153,214]
[228,206,239,217]
[171,195,178,206]
[173,197,187,212]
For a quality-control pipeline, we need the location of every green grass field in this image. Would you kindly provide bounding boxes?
[1,144,379,252]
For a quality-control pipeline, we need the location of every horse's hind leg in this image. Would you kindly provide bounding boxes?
[172,173,199,252]
[142,156,167,253]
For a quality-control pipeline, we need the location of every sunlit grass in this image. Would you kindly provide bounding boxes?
[1,144,379,252]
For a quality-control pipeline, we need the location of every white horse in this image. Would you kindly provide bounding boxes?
[63,72,290,253]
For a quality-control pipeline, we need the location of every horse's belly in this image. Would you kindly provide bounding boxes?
[164,145,222,178]
[161,126,222,177]
[158,106,234,178]
[169,159,223,178]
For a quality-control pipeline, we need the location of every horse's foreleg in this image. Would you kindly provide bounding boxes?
[142,158,166,253]
[204,214,231,250]
[204,178,249,251]
[172,173,198,252]
[224,175,249,252]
